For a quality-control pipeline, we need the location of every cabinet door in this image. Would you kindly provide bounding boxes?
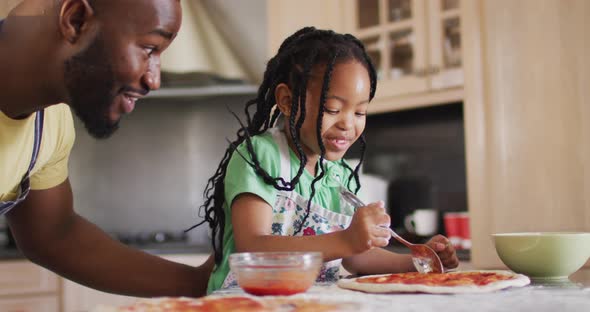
[0,296,59,312]
[462,0,590,268]
[62,254,211,312]
[346,0,430,98]
[266,0,347,56]
[62,281,137,312]
[427,0,464,89]
[0,0,20,18]
[0,261,59,296]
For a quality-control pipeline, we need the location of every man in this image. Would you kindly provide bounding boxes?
[0,0,213,297]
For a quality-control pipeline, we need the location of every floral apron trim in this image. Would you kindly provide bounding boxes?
[221,128,353,288]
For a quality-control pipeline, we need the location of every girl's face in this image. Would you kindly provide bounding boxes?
[277,60,371,168]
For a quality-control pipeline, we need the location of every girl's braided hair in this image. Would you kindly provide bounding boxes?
[188,27,378,264]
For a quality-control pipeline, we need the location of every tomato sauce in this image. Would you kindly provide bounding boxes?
[358,272,513,287]
[199,297,265,311]
[120,297,265,312]
[237,265,315,296]
[242,284,310,296]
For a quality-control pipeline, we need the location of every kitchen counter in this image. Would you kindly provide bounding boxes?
[2,241,469,261]
[127,242,211,255]
[1,244,466,261]
[0,243,211,260]
[0,247,23,260]
[214,269,590,312]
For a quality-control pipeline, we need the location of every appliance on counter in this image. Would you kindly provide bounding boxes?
[388,175,436,234]
[0,222,194,251]
[107,230,212,254]
[346,159,389,209]
[109,231,189,247]
[0,216,9,248]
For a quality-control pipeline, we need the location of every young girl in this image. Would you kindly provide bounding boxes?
[198,27,458,293]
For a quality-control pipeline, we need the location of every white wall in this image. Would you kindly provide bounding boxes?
[69,95,252,245]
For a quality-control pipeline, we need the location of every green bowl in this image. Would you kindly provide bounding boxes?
[492,232,590,280]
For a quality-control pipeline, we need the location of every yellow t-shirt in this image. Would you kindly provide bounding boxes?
[0,104,75,201]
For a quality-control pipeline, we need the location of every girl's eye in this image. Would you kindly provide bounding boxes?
[355,112,367,117]
[325,109,339,115]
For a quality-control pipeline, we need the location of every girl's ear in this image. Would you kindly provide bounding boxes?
[275,83,293,116]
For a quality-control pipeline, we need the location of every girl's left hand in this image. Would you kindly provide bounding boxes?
[425,235,459,270]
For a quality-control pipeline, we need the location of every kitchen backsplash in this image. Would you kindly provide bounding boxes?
[69,95,253,245]
[69,98,467,246]
[347,103,468,238]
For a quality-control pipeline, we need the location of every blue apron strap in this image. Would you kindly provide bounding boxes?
[0,110,45,214]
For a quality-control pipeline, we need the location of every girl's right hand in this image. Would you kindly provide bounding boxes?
[344,201,391,253]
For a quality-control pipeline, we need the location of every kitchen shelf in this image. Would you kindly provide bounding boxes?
[146,85,259,99]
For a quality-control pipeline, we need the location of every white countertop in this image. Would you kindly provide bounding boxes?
[215,269,590,312]
[308,283,589,312]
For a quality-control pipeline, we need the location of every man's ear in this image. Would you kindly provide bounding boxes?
[275,83,293,117]
[59,0,95,44]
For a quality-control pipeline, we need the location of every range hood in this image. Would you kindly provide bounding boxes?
[1,0,266,99]
[150,0,267,99]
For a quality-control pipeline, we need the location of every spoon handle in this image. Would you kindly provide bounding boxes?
[384,227,413,248]
[340,188,414,248]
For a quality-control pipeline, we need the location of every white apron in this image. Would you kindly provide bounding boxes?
[222,128,354,288]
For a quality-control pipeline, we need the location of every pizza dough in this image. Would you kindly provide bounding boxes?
[337,270,530,294]
[91,295,360,312]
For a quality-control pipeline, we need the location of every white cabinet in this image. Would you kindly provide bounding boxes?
[342,0,464,113]
[0,260,60,312]
[0,296,59,312]
[426,0,463,91]
[0,1,20,18]
[266,0,348,56]
[62,282,137,312]
[461,0,590,269]
[62,254,211,312]
[266,0,464,114]
[343,0,431,99]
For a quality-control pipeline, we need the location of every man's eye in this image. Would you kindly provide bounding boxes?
[144,46,157,56]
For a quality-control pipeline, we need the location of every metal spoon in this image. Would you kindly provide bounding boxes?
[340,188,445,274]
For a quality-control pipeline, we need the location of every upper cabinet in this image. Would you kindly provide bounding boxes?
[267,0,349,56]
[426,0,463,90]
[267,0,465,113]
[346,0,431,98]
[0,1,20,18]
[342,0,464,112]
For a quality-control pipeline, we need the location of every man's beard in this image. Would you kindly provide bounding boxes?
[64,33,119,139]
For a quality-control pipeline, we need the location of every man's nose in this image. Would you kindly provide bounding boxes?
[143,62,161,91]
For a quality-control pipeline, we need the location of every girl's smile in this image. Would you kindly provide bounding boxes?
[324,135,353,152]
[277,60,371,169]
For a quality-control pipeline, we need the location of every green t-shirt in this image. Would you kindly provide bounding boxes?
[206,129,357,293]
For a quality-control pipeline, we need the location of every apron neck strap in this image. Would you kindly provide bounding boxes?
[270,128,292,186]
[0,110,45,214]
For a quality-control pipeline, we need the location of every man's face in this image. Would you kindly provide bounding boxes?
[65,0,181,139]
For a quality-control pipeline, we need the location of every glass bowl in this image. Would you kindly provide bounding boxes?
[229,252,323,296]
